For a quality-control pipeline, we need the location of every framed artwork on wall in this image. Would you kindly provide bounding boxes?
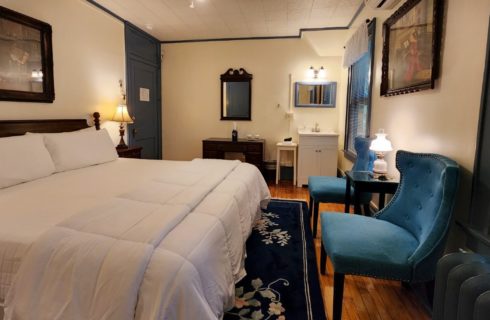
[380,0,444,96]
[0,6,54,103]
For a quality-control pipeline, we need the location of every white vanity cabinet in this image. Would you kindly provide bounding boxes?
[297,131,339,187]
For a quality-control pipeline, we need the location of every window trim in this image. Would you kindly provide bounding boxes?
[343,19,376,162]
[460,19,490,254]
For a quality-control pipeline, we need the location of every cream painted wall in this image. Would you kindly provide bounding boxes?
[303,29,349,57]
[338,0,490,249]
[162,33,348,162]
[0,0,125,142]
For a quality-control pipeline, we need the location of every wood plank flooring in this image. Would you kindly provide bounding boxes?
[268,181,431,320]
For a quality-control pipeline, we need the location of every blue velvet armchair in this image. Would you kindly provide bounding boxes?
[308,137,375,237]
[320,151,460,320]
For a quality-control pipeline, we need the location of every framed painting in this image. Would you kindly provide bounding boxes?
[380,0,444,96]
[0,6,54,102]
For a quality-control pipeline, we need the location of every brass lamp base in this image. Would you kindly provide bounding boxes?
[116,123,128,149]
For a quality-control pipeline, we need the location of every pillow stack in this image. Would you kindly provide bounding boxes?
[0,128,118,189]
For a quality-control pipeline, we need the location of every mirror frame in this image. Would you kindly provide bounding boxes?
[294,81,337,108]
[220,68,252,121]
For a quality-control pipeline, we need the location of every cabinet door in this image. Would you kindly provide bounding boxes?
[298,146,320,183]
[319,146,338,176]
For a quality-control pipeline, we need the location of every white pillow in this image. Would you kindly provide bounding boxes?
[43,129,118,172]
[78,126,96,132]
[0,135,56,188]
[26,126,96,135]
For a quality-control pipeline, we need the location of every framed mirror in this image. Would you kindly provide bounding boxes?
[0,6,55,103]
[294,81,337,108]
[221,68,252,120]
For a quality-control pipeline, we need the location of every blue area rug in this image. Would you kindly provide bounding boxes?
[224,199,327,320]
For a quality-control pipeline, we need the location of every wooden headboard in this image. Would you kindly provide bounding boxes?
[0,112,100,138]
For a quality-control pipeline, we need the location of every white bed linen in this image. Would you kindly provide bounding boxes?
[0,158,270,319]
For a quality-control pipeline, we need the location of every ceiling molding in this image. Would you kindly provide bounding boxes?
[86,0,125,23]
[347,2,365,28]
[160,26,349,44]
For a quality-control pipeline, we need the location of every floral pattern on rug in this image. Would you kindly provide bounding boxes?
[225,278,289,320]
[254,212,291,246]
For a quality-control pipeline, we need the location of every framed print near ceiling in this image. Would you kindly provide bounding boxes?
[0,6,54,102]
[380,0,444,96]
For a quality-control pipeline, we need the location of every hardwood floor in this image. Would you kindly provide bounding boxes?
[268,181,431,320]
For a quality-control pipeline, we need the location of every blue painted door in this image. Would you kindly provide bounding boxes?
[125,23,161,159]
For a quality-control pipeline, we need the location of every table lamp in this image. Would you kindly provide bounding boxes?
[369,129,393,178]
[112,103,133,150]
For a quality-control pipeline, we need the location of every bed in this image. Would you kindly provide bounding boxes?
[0,114,270,319]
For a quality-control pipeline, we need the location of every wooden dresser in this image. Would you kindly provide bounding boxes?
[202,138,265,171]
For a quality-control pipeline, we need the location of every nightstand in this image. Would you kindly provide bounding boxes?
[276,142,297,185]
[116,146,142,159]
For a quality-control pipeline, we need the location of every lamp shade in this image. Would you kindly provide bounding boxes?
[112,104,134,123]
[370,129,393,152]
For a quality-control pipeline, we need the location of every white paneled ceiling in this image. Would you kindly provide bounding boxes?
[92,0,363,42]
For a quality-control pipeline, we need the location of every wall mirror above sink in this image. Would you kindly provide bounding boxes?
[220,68,252,121]
[294,81,337,108]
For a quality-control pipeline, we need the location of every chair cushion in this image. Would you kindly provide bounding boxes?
[321,212,419,280]
[308,176,371,204]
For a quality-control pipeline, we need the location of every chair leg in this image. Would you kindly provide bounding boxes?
[320,241,327,275]
[333,272,345,320]
[313,201,319,238]
[363,203,371,216]
[309,196,314,222]
[354,203,362,215]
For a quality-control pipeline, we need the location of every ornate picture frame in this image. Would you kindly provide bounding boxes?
[380,0,444,96]
[0,6,55,103]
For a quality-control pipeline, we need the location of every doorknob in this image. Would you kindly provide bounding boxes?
[132,128,138,136]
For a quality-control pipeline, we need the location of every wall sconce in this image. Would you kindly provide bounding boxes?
[306,66,327,79]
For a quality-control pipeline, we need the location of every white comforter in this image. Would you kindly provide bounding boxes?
[2,159,270,320]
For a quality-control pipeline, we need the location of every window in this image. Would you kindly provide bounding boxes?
[344,21,376,160]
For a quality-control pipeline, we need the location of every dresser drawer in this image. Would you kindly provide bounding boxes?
[217,143,246,153]
[203,150,220,159]
[202,138,265,174]
[247,143,263,152]
[245,153,263,164]
[202,141,218,151]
